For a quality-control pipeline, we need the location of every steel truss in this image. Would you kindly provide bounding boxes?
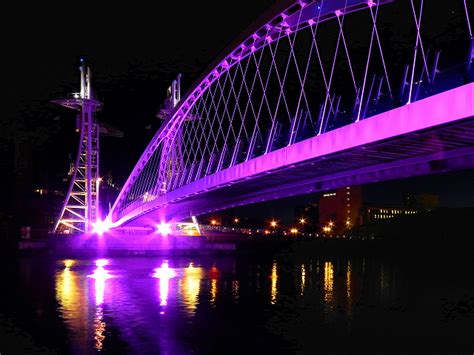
[53,59,102,234]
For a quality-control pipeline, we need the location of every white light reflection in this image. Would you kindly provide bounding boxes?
[87,259,112,305]
[152,261,176,308]
[87,259,112,351]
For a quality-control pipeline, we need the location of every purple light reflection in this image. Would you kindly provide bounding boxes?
[152,261,176,307]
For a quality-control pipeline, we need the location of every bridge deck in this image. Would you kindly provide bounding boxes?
[120,83,474,225]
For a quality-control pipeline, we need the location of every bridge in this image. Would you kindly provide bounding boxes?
[102,0,473,231]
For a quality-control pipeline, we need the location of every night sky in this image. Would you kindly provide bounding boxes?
[3,0,473,224]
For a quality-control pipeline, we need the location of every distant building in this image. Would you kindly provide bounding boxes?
[403,192,439,210]
[318,187,439,233]
[364,206,419,223]
[319,186,363,234]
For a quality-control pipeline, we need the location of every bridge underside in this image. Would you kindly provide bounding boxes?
[121,83,474,227]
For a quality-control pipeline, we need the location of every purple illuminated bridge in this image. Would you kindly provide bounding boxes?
[106,0,474,229]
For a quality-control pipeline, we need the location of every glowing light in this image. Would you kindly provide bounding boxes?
[234,218,240,223]
[328,221,334,227]
[91,219,110,236]
[152,261,176,307]
[152,261,176,280]
[264,229,270,235]
[299,218,306,224]
[95,259,108,268]
[156,222,172,236]
[367,0,375,7]
[270,220,277,228]
[290,228,298,234]
[210,219,217,225]
[64,259,75,269]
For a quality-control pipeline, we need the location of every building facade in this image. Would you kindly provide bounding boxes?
[319,186,363,234]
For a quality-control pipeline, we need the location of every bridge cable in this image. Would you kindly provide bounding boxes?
[318,5,345,135]
[357,3,379,122]
[464,0,473,38]
[408,0,424,104]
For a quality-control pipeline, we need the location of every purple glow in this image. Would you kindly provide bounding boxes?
[152,261,176,307]
[367,0,376,7]
[335,9,343,17]
[88,259,112,305]
[156,222,172,236]
[91,219,111,236]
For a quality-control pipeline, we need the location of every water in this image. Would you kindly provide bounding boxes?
[1,253,473,354]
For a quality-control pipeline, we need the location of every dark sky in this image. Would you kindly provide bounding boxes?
[3,0,474,216]
[3,0,275,183]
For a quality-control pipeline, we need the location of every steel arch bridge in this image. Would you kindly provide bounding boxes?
[106,0,474,229]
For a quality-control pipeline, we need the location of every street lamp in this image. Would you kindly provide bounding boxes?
[234,218,240,224]
[270,220,277,228]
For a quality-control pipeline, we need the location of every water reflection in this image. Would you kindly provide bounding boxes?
[180,262,203,315]
[270,261,278,305]
[94,307,106,350]
[87,259,112,305]
[300,264,306,296]
[232,280,240,303]
[87,259,113,351]
[152,260,176,308]
[209,266,219,307]
[48,256,430,353]
[55,260,90,353]
[323,261,334,303]
[346,260,353,316]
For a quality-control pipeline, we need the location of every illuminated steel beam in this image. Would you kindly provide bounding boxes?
[52,59,102,234]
